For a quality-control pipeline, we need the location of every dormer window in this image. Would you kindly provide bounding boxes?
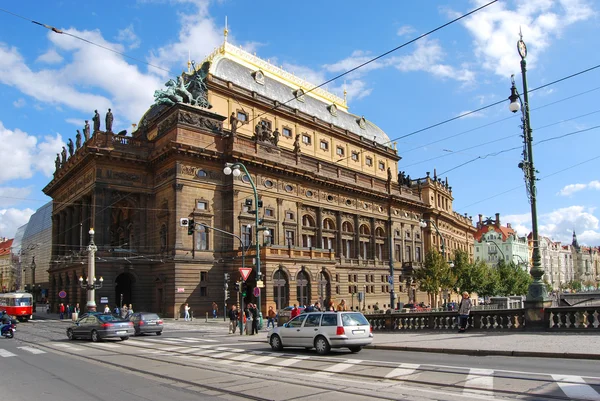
[328,104,338,116]
[357,116,367,130]
[293,89,305,102]
[252,70,265,85]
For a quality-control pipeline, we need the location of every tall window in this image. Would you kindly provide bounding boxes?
[242,225,252,247]
[405,245,412,262]
[195,224,208,250]
[285,230,295,246]
[415,246,422,262]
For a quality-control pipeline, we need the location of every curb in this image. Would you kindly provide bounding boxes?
[365,344,600,360]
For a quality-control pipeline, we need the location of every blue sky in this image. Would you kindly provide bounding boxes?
[0,0,599,245]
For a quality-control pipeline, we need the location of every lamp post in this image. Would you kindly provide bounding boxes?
[486,241,506,264]
[79,228,103,312]
[30,257,36,311]
[420,219,447,259]
[198,223,248,336]
[508,32,548,305]
[223,162,266,315]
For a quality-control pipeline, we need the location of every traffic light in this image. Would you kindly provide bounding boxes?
[224,283,229,300]
[241,282,248,297]
[234,282,240,293]
[187,219,195,235]
[224,273,230,282]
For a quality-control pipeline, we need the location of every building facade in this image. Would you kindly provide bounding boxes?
[44,38,473,316]
[0,238,14,292]
[473,214,529,269]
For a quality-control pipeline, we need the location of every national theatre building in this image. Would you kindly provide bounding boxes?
[44,36,475,317]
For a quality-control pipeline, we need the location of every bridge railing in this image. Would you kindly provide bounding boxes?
[366,306,600,332]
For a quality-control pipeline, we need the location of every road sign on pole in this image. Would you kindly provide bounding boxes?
[239,267,252,281]
[253,287,260,297]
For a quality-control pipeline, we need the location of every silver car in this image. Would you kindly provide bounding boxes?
[267,311,373,355]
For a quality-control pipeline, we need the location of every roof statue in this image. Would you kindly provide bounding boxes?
[153,61,212,109]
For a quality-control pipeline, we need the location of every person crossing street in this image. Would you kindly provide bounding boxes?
[228,305,238,334]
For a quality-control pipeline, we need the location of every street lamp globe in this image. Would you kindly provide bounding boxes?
[232,167,241,177]
[89,228,95,235]
[223,165,232,175]
[264,228,270,236]
[509,100,520,113]
[419,220,427,228]
[79,276,83,283]
[99,277,104,283]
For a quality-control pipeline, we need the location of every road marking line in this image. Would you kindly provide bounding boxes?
[314,359,362,377]
[229,354,252,361]
[53,344,85,351]
[88,343,121,349]
[552,375,600,401]
[385,363,420,378]
[17,346,46,355]
[249,355,275,364]
[264,355,310,371]
[0,349,17,357]
[181,337,218,342]
[463,368,494,396]
[141,338,182,344]
[191,349,218,355]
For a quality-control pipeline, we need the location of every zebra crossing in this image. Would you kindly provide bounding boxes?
[0,346,47,357]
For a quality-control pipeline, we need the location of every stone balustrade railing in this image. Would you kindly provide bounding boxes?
[366,306,600,332]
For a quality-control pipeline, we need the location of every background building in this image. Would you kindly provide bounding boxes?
[43,37,475,316]
[473,214,529,269]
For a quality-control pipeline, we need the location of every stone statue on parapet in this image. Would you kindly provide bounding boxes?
[55,154,61,171]
[153,61,212,109]
[387,167,392,183]
[83,120,90,141]
[67,139,74,157]
[229,112,239,135]
[271,128,280,146]
[406,175,412,188]
[398,171,405,186]
[61,146,67,164]
[93,110,101,131]
[105,108,114,132]
[76,130,82,149]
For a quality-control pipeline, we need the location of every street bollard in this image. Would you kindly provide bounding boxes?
[206,312,208,322]
[190,310,193,321]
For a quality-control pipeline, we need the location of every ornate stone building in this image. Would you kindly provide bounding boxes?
[473,213,528,268]
[44,38,476,316]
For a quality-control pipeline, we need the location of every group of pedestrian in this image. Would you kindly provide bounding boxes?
[243,303,259,335]
[58,303,80,320]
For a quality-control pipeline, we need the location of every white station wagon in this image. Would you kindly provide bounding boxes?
[267,311,373,354]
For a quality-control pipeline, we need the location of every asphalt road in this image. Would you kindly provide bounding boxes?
[2,319,600,401]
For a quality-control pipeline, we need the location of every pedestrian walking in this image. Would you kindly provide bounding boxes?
[228,305,238,334]
[183,303,190,321]
[290,304,300,319]
[59,303,65,319]
[212,302,218,319]
[251,304,259,335]
[121,304,128,319]
[104,305,110,313]
[73,303,80,321]
[458,291,472,333]
[337,299,347,311]
[266,306,276,329]
[313,301,321,312]
[46,301,50,314]
[244,304,253,335]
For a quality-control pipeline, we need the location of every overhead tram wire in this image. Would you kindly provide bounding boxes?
[454,154,600,213]
[1,2,499,132]
[402,107,600,170]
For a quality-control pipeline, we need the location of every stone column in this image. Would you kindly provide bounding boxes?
[370,217,376,260]
[336,212,342,258]
[65,207,73,254]
[52,214,59,258]
[316,208,323,249]
[353,215,360,258]
[58,211,66,256]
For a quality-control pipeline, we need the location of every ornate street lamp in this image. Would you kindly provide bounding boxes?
[508,32,548,304]
[79,228,103,312]
[420,219,454,267]
[223,162,267,315]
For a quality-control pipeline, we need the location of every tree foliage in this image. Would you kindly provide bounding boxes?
[495,260,531,296]
[413,250,453,307]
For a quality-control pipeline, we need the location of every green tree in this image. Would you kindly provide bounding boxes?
[479,264,500,298]
[496,260,531,295]
[569,280,583,292]
[452,250,487,295]
[413,250,453,307]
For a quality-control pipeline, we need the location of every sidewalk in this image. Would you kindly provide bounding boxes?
[33,313,600,360]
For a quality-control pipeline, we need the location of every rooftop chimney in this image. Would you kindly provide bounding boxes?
[495,213,500,226]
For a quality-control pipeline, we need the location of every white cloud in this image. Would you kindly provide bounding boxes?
[557,180,600,196]
[397,25,415,37]
[323,50,388,77]
[459,0,595,77]
[36,48,64,64]
[0,187,33,208]
[146,0,222,77]
[117,24,141,50]
[506,206,600,245]
[0,121,64,182]
[65,118,85,127]
[13,98,26,108]
[0,208,35,238]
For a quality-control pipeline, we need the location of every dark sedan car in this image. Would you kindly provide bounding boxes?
[129,312,163,336]
[67,313,134,342]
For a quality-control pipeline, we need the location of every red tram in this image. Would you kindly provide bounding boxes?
[0,292,33,321]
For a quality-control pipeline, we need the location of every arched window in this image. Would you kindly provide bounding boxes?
[195,224,208,251]
[359,224,370,235]
[296,270,311,306]
[323,218,336,230]
[302,215,315,227]
[273,269,289,310]
[342,221,353,233]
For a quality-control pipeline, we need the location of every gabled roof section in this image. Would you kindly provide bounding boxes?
[0,238,14,256]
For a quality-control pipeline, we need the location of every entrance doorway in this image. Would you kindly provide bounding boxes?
[115,273,134,307]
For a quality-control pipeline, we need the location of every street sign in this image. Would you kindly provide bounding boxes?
[100,297,108,304]
[239,267,252,281]
[253,287,260,297]
[357,292,364,302]
[58,290,67,299]
[177,287,185,293]
[256,280,264,288]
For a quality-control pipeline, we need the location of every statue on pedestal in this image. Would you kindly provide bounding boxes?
[67,139,74,157]
[93,110,100,132]
[229,112,239,135]
[75,130,82,149]
[55,154,61,171]
[105,108,114,132]
[61,146,67,164]
[293,134,301,153]
[272,128,280,146]
[83,120,90,141]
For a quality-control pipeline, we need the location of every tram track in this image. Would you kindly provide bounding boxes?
[17,323,600,401]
